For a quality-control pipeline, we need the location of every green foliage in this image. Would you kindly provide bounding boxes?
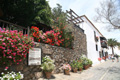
[108,38,118,55]
[77,62,83,69]
[42,56,54,63]
[0,71,23,80]
[117,42,120,50]
[41,56,55,72]
[79,56,92,66]
[0,0,52,26]
[51,4,67,27]
[71,60,78,69]
[108,38,118,48]
[88,59,93,65]
[33,0,52,26]
[51,4,74,48]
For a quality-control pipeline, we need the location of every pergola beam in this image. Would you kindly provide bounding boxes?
[66,9,84,24]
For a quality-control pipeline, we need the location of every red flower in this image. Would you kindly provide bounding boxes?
[38,39,41,42]
[5,66,8,70]
[58,40,62,43]
[23,55,26,58]
[98,58,102,61]
[0,46,2,48]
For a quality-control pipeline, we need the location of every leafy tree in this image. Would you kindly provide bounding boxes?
[117,42,120,50]
[108,38,118,55]
[94,0,120,30]
[51,4,67,27]
[0,0,52,27]
[51,4,73,48]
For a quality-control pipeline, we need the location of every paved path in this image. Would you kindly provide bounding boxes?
[39,59,120,80]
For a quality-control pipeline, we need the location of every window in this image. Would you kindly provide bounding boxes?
[96,44,98,51]
[94,31,97,41]
[94,31,96,36]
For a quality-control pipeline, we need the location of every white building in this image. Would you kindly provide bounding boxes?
[79,15,108,65]
[108,46,120,55]
[67,9,108,65]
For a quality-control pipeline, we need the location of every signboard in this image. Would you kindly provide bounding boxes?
[28,48,41,65]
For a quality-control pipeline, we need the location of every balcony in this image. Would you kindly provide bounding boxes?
[100,37,107,48]
[101,41,107,48]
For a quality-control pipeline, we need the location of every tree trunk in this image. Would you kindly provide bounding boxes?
[112,47,114,55]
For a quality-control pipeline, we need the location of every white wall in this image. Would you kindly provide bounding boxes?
[108,46,120,55]
[79,17,103,65]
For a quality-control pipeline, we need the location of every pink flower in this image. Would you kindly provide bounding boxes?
[2,43,6,45]
[12,53,16,56]
[5,66,8,70]
[2,47,5,49]
[11,43,13,45]
[8,56,12,59]
[7,52,10,54]
[0,35,3,37]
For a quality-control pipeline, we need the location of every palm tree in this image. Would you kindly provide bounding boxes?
[117,42,120,50]
[107,38,118,55]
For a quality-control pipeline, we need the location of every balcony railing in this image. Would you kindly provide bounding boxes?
[101,41,107,48]
[0,19,30,36]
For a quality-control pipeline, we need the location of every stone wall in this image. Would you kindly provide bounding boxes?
[0,23,87,80]
[72,24,87,56]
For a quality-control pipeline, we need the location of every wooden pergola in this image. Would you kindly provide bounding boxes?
[66,9,84,24]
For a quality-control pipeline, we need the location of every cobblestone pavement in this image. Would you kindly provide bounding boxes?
[39,59,120,80]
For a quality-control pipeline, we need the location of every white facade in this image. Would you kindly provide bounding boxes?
[78,16,106,65]
[108,46,120,55]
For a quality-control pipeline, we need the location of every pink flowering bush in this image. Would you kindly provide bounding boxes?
[62,64,71,71]
[0,28,34,68]
[31,25,74,48]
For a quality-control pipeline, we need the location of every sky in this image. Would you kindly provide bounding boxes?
[47,0,120,42]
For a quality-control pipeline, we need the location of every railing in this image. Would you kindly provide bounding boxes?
[101,41,107,48]
[74,24,84,33]
[0,19,30,36]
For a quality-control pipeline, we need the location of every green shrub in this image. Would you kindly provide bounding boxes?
[77,62,83,69]
[88,59,93,65]
[71,60,78,69]
[41,56,55,72]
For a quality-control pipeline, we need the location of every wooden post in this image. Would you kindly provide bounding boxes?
[2,23,4,28]
[6,24,9,30]
[27,26,30,37]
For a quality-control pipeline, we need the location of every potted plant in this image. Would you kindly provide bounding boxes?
[41,56,55,79]
[62,63,71,75]
[0,71,23,80]
[77,62,83,71]
[98,57,102,62]
[88,59,93,67]
[82,58,89,70]
[71,60,78,73]
[102,56,106,60]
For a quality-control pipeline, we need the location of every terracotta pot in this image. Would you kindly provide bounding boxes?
[79,68,83,71]
[73,68,77,73]
[77,60,81,62]
[64,69,70,75]
[88,64,91,67]
[45,72,52,79]
[84,65,89,70]
[102,57,106,60]
[87,64,90,67]
[89,64,92,67]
